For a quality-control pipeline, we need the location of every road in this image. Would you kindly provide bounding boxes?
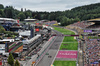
[20,38,55,66]
[36,30,64,66]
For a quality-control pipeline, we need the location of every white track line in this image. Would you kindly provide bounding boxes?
[51,36,64,65]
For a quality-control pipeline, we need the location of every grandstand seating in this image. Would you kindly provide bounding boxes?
[71,21,92,29]
[84,39,100,66]
[86,25,100,30]
[8,42,23,53]
[69,20,100,66]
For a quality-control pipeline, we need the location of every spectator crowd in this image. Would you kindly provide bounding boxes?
[84,39,100,66]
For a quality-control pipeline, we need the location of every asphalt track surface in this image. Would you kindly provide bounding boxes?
[37,30,64,66]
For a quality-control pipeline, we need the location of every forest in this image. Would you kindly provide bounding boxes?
[0,3,100,26]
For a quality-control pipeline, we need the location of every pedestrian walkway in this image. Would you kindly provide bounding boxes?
[79,49,83,66]
[78,40,84,66]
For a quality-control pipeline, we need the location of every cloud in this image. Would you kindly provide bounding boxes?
[0,0,100,12]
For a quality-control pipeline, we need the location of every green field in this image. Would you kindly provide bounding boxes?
[53,27,78,50]
[53,61,76,66]
[63,36,77,42]
[53,27,75,35]
[60,36,78,50]
[60,42,78,50]
[61,36,78,50]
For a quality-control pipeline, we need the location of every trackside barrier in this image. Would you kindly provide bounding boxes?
[76,39,79,66]
[34,36,57,66]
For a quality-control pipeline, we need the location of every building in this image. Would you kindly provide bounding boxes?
[84,19,100,36]
[0,39,14,56]
[24,19,38,23]
[19,30,31,38]
[0,18,17,23]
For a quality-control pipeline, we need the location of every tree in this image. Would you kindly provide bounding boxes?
[0,26,5,33]
[48,13,56,21]
[24,10,32,18]
[14,59,20,66]
[60,16,69,26]
[0,4,4,9]
[4,6,14,18]
[56,16,64,22]
[0,9,5,17]
[13,9,20,19]
[7,53,14,66]
[21,8,23,12]
[18,12,26,21]
[74,18,80,22]
[25,8,26,12]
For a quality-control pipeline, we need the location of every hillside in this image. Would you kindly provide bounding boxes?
[0,3,100,26]
[64,3,100,20]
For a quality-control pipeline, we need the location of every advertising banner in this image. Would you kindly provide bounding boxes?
[84,30,92,33]
[56,50,77,58]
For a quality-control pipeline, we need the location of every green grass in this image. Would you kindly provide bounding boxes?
[60,42,78,50]
[61,37,78,50]
[53,27,78,50]
[53,61,76,66]
[61,36,78,50]
[53,27,77,66]
[63,36,77,42]
[53,27,75,35]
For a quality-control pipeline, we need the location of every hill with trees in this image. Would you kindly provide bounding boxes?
[0,3,100,26]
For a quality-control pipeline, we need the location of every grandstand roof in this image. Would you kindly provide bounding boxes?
[98,34,100,35]
[0,39,14,42]
[0,18,17,23]
[0,18,15,21]
[24,19,37,20]
[23,34,41,44]
[87,18,100,23]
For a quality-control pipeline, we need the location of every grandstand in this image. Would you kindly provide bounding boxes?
[0,18,22,31]
[0,39,14,56]
[22,35,42,56]
[82,19,100,66]
[70,21,92,29]
[8,42,23,53]
[68,19,100,36]
[66,19,100,66]
[84,39,100,66]
[0,18,17,23]
[84,19,100,36]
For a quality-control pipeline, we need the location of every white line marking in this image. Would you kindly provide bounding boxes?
[51,36,64,65]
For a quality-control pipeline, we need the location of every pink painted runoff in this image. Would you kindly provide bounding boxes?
[56,50,77,58]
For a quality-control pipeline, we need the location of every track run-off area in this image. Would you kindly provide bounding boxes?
[52,27,79,66]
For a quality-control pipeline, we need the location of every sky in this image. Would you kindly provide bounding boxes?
[0,0,100,12]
